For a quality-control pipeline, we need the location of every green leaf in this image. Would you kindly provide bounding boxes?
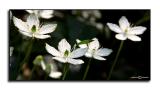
[78,39,93,45]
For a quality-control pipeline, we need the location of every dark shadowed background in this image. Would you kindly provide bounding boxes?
[9,10,150,81]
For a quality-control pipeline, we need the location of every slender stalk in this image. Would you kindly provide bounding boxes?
[18,39,34,76]
[29,66,36,80]
[45,73,48,80]
[107,41,124,80]
[62,63,67,74]
[83,58,92,80]
[21,39,34,64]
[62,63,69,80]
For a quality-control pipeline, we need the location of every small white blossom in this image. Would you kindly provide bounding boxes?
[45,39,87,65]
[26,10,54,19]
[107,16,147,41]
[33,55,62,79]
[77,38,112,60]
[40,61,62,79]
[13,14,57,39]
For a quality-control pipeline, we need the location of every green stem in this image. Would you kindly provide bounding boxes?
[45,73,48,80]
[62,63,69,80]
[18,39,34,76]
[83,58,92,80]
[107,40,124,80]
[29,65,36,80]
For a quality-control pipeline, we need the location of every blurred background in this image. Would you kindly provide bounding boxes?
[9,10,150,81]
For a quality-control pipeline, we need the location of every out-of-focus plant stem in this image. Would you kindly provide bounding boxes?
[17,39,34,78]
[107,40,124,80]
[45,73,48,80]
[135,11,150,25]
[62,63,69,80]
[82,58,92,80]
[29,65,36,80]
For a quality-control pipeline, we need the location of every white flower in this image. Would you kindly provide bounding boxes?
[77,38,112,60]
[107,16,147,41]
[13,14,57,39]
[40,60,62,79]
[26,10,54,19]
[45,39,87,65]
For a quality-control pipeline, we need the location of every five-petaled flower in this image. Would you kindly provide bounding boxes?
[13,14,57,39]
[26,10,54,19]
[45,39,87,65]
[77,38,113,60]
[107,16,147,41]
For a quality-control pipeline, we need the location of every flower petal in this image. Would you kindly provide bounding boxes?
[49,71,62,79]
[13,16,28,32]
[70,48,87,58]
[58,39,71,53]
[67,58,84,65]
[95,48,112,56]
[107,23,122,33]
[93,55,106,60]
[119,16,130,30]
[45,43,61,57]
[53,57,66,63]
[34,34,50,39]
[27,14,39,29]
[39,10,54,19]
[18,30,32,37]
[129,26,147,35]
[115,34,127,40]
[127,35,141,41]
[88,38,100,50]
[85,50,92,58]
[39,24,57,34]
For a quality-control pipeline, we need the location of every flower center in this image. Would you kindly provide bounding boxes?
[124,29,128,33]
[31,25,36,33]
[64,50,69,57]
[91,49,96,55]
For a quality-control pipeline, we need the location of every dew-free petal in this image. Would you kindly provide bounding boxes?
[129,26,147,35]
[53,57,67,63]
[39,24,57,34]
[115,34,127,40]
[127,35,141,41]
[34,34,50,39]
[58,39,71,53]
[70,48,87,58]
[93,55,106,60]
[119,16,130,30]
[95,48,112,56]
[45,43,61,57]
[88,38,100,50]
[27,14,39,30]
[107,23,122,33]
[13,16,28,32]
[67,58,84,65]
